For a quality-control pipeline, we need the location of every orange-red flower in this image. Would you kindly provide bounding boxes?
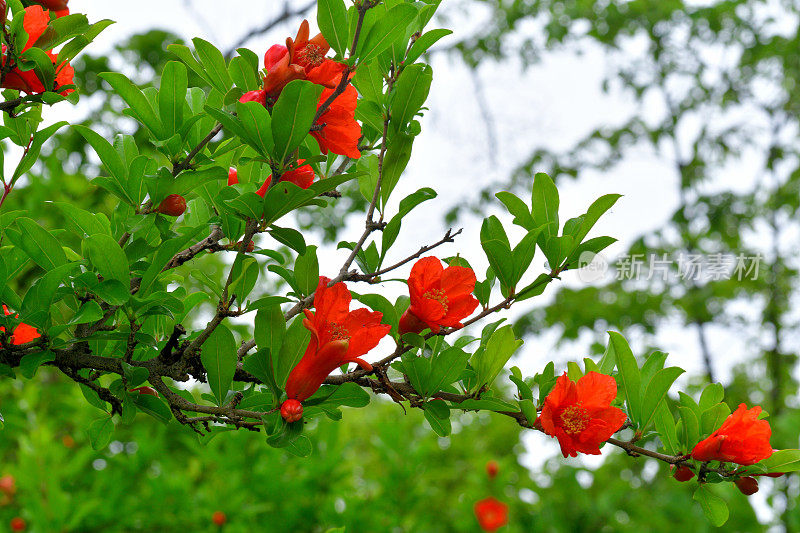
[311,85,362,159]
[474,497,508,532]
[1,6,74,95]
[239,20,361,159]
[691,404,773,465]
[228,162,315,197]
[538,372,627,458]
[1,305,40,345]
[398,257,479,334]
[282,276,390,405]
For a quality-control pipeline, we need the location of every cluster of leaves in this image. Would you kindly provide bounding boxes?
[1,0,798,528]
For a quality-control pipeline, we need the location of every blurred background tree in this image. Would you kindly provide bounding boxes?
[2,0,799,530]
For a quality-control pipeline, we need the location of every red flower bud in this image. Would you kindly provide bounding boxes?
[129,386,158,397]
[671,465,695,482]
[0,475,15,497]
[280,399,303,423]
[10,517,25,532]
[474,497,508,532]
[486,460,499,479]
[157,194,186,216]
[212,511,227,526]
[735,476,759,495]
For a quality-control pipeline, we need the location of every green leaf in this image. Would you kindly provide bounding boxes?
[267,225,307,254]
[406,28,452,64]
[53,201,110,237]
[87,417,114,450]
[678,406,700,452]
[496,191,535,230]
[12,217,68,271]
[74,125,130,201]
[294,245,319,296]
[21,47,55,93]
[471,325,523,389]
[317,0,349,55]
[640,366,684,431]
[137,225,205,295]
[201,325,237,406]
[271,80,323,165]
[751,449,800,474]
[390,64,432,128]
[192,37,232,94]
[242,349,280,398]
[455,398,519,412]
[357,4,418,62]
[82,234,130,288]
[19,351,54,379]
[99,72,164,139]
[701,403,731,435]
[574,194,622,244]
[531,172,559,240]
[511,227,544,285]
[424,407,451,436]
[426,347,470,396]
[254,305,286,366]
[131,393,172,424]
[274,316,311,389]
[480,215,515,292]
[158,61,188,138]
[654,401,679,455]
[68,300,104,325]
[698,383,724,411]
[381,188,437,260]
[693,485,729,527]
[235,100,275,157]
[608,331,642,426]
[309,382,371,408]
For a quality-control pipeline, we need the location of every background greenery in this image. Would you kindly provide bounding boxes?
[1,0,799,530]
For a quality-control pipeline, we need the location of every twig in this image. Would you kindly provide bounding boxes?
[224,0,316,60]
[172,123,223,176]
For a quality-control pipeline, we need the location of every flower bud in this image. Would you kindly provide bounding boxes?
[10,517,25,532]
[280,399,303,423]
[735,476,759,495]
[671,465,695,482]
[212,511,227,526]
[486,460,499,479]
[129,386,159,397]
[0,475,15,497]
[157,194,186,217]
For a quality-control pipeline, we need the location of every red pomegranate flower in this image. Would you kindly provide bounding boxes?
[474,497,508,532]
[1,305,40,345]
[691,404,773,465]
[1,6,74,95]
[537,372,627,458]
[282,277,391,408]
[228,162,315,197]
[311,85,362,159]
[238,20,361,159]
[398,257,479,334]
